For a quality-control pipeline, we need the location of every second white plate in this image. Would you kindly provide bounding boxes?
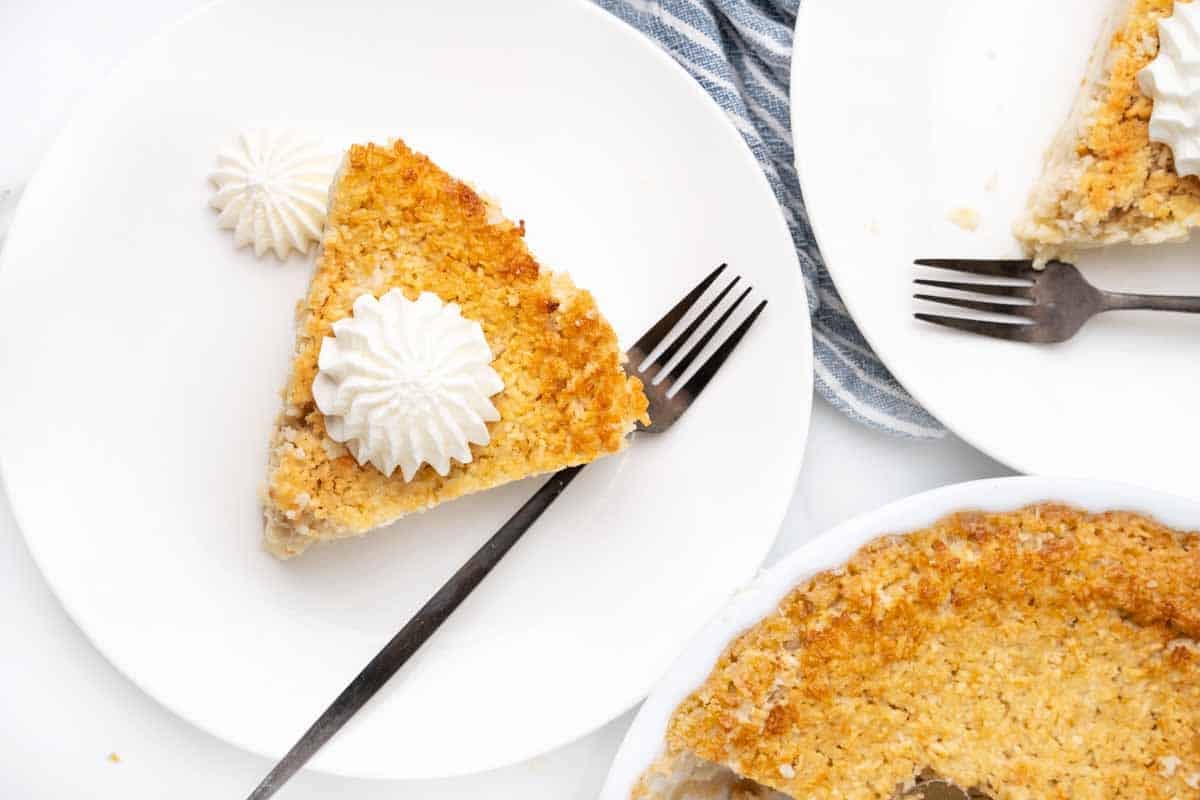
[792,0,1200,496]
[0,0,811,781]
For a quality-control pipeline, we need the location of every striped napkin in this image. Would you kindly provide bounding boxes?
[595,0,944,438]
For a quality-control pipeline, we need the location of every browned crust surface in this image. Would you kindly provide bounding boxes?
[263,139,647,556]
[638,505,1200,799]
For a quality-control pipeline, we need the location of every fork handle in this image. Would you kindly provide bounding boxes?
[1101,292,1200,313]
[247,465,584,800]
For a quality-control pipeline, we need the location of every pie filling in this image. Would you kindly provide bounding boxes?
[1015,0,1200,263]
[636,755,987,800]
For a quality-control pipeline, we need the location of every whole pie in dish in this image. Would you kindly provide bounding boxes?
[262,139,648,558]
[634,505,1200,799]
[1015,0,1200,262]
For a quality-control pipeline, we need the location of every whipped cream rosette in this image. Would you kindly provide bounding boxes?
[209,129,335,259]
[1140,3,1200,178]
[312,290,505,480]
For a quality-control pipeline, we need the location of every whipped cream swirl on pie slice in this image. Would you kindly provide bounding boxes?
[208,129,335,259]
[312,290,504,480]
[1139,2,1200,178]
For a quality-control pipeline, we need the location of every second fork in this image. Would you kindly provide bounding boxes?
[913,258,1200,343]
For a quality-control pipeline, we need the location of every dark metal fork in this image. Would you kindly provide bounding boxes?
[912,258,1200,343]
[247,265,766,799]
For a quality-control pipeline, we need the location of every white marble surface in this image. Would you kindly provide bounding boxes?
[0,2,1011,797]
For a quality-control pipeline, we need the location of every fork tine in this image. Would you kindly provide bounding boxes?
[632,264,727,356]
[913,278,1032,299]
[914,312,1035,342]
[644,276,741,375]
[661,286,753,384]
[679,299,768,401]
[914,258,1036,278]
[913,293,1035,318]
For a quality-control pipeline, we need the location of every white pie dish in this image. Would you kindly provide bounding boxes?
[599,476,1200,799]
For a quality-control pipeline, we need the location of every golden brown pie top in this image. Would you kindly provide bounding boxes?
[638,505,1200,799]
[263,140,647,556]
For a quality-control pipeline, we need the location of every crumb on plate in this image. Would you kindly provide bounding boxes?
[947,207,981,231]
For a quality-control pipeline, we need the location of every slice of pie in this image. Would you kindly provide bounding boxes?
[1015,0,1200,262]
[262,139,648,558]
[634,505,1200,799]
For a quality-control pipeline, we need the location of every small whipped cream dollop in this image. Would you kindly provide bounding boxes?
[312,290,504,480]
[1139,3,1200,177]
[208,130,336,260]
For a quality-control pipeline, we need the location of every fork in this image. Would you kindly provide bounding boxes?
[247,264,766,799]
[912,258,1200,343]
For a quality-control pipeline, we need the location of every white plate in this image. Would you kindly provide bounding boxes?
[0,0,812,781]
[599,476,1200,799]
[792,1,1200,495]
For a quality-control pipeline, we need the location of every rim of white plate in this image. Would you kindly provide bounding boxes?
[788,0,952,445]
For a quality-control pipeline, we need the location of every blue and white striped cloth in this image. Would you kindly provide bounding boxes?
[595,0,944,438]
